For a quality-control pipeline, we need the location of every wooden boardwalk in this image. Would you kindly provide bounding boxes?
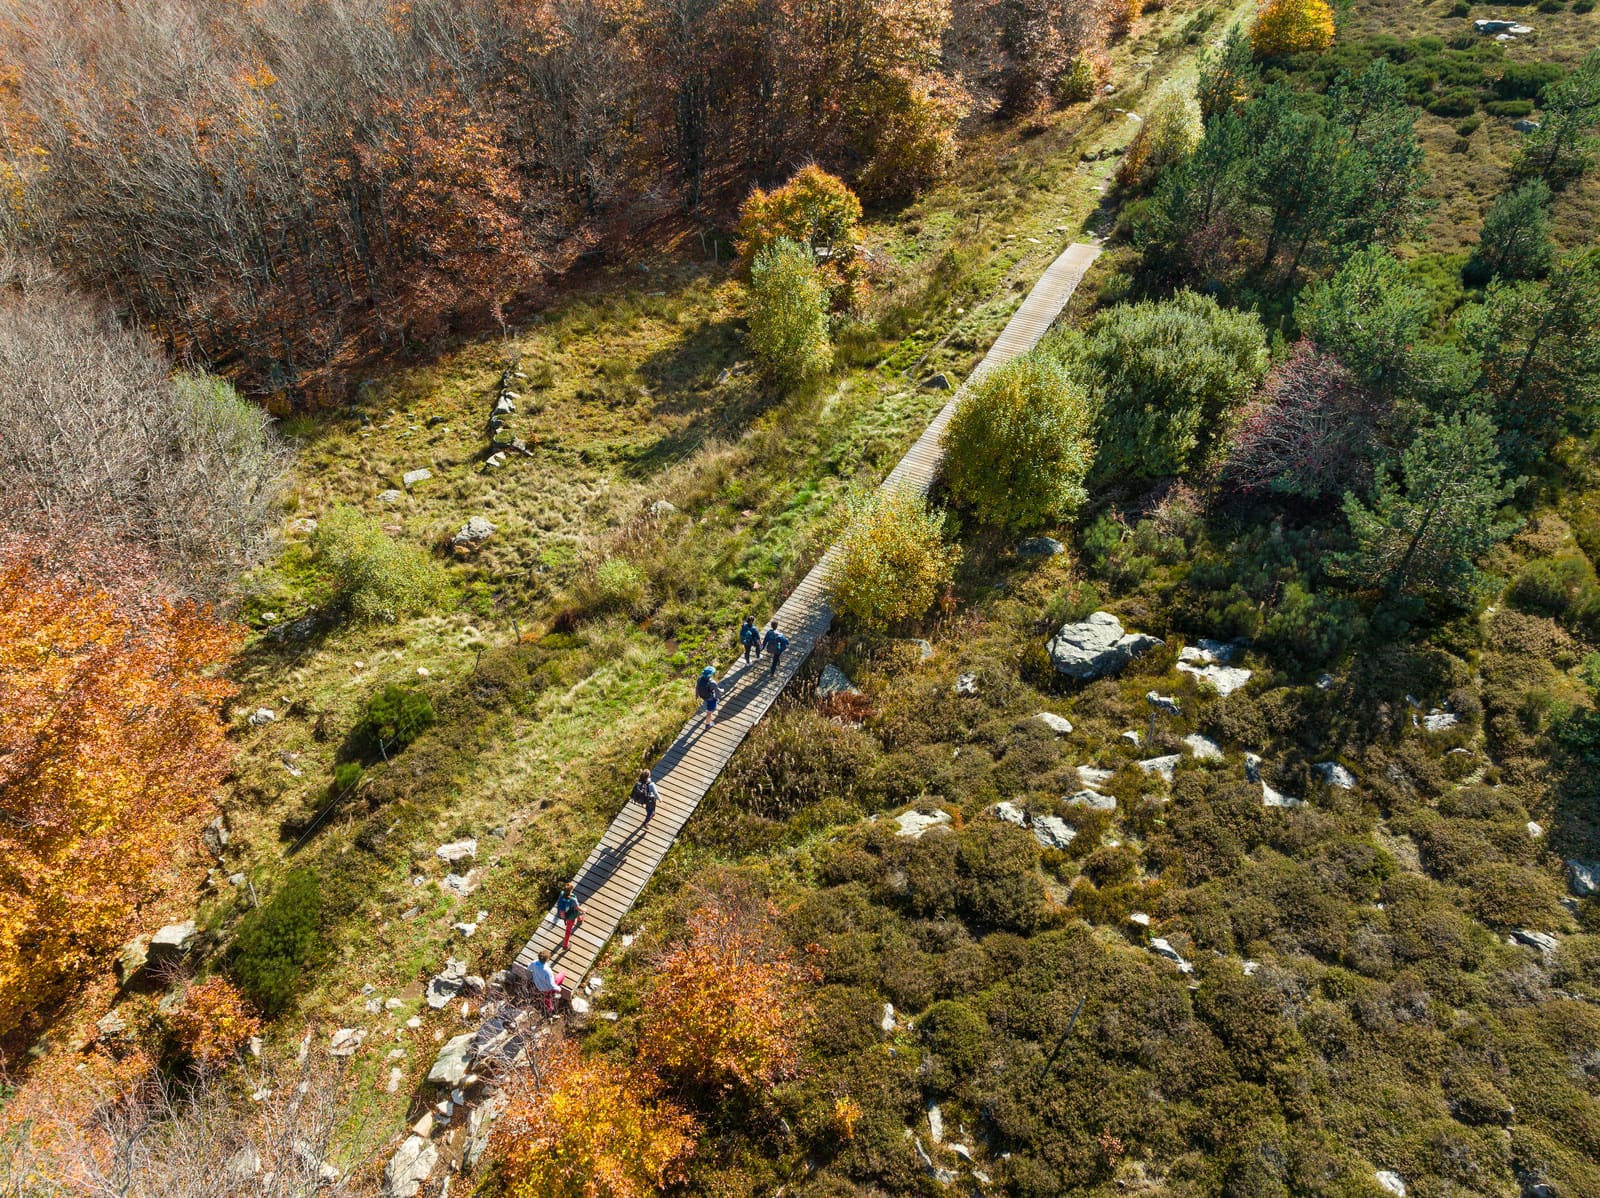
[512,242,1102,985]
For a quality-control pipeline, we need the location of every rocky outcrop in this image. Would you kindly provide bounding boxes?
[1046,612,1162,680]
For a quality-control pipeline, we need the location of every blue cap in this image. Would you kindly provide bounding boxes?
[701,665,714,675]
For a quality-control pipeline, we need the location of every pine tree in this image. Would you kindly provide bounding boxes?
[1334,413,1520,601]
[1465,179,1554,285]
[1513,49,1600,187]
[1296,246,1432,390]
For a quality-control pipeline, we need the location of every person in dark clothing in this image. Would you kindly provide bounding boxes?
[554,882,583,951]
[762,620,789,675]
[695,664,721,729]
[631,768,659,826]
[739,615,760,664]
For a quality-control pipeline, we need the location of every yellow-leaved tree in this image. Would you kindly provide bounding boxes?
[825,488,960,632]
[0,544,239,1035]
[1250,0,1335,58]
[638,899,810,1098]
[493,1038,698,1198]
[736,166,865,309]
[164,977,261,1068]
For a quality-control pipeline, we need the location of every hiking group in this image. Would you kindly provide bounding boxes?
[532,613,792,1010]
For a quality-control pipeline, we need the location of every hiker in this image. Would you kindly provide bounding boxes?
[762,619,789,675]
[695,664,721,730]
[555,882,584,951]
[631,768,659,826]
[530,949,565,1012]
[739,615,760,664]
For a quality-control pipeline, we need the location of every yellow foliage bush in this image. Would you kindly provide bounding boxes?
[735,166,864,309]
[1250,0,1335,58]
[165,977,260,1066]
[825,489,960,632]
[493,1038,697,1198]
[639,900,810,1097]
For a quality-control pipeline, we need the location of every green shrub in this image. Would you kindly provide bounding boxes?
[1485,99,1536,117]
[584,557,651,615]
[1456,115,1483,137]
[1427,89,1479,117]
[230,869,322,1017]
[313,505,449,623]
[1575,0,1594,13]
[898,829,961,917]
[956,822,1046,932]
[826,489,960,631]
[1462,862,1566,929]
[1059,291,1267,482]
[918,999,988,1075]
[722,709,877,818]
[362,684,436,758]
[942,352,1095,532]
[747,237,832,388]
[1056,52,1099,102]
[331,761,364,796]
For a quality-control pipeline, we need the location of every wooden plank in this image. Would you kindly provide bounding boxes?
[512,243,1102,986]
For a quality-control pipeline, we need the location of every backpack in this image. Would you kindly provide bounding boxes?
[695,674,715,701]
[772,632,789,652]
[740,623,758,645]
[632,779,656,805]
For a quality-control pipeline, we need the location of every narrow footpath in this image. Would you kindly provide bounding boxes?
[513,241,1103,985]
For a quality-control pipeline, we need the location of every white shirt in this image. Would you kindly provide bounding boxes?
[530,960,559,992]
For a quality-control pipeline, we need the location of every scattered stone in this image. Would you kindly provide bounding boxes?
[1046,612,1163,680]
[382,1135,438,1198]
[955,673,979,696]
[1510,929,1558,954]
[378,489,403,505]
[386,997,404,1011]
[1183,734,1223,761]
[426,1033,477,1087]
[1176,654,1253,696]
[1017,536,1065,558]
[1065,790,1116,811]
[818,664,859,697]
[928,1102,944,1144]
[1077,765,1115,787]
[1527,821,1544,839]
[286,516,318,535]
[1244,753,1263,783]
[116,937,150,985]
[1514,118,1542,133]
[569,995,591,1016]
[1261,782,1303,809]
[202,815,229,859]
[1136,755,1180,783]
[1375,1170,1407,1198]
[1242,960,1260,976]
[1474,18,1532,34]
[1315,673,1335,690]
[896,809,951,838]
[1128,912,1151,928]
[248,708,276,727]
[401,468,433,489]
[1120,730,1141,747]
[484,452,508,469]
[1035,711,1073,735]
[923,373,952,390]
[1146,691,1182,716]
[1150,938,1194,974]
[436,839,478,865]
[453,922,478,938]
[97,1009,127,1038]
[648,499,678,518]
[330,1028,366,1056]
[386,1067,404,1094]
[440,872,479,898]
[994,801,1078,848]
[1566,860,1599,897]
[881,1003,896,1032]
[1313,762,1357,789]
[1422,710,1460,732]
[426,959,470,1009]
[147,921,198,968]
[450,517,496,549]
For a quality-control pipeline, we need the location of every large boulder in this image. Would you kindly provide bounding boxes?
[818,664,858,697]
[1176,641,1252,696]
[993,801,1078,849]
[1035,711,1073,735]
[450,517,496,550]
[426,1032,477,1087]
[895,809,951,839]
[1567,860,1600,897]
[146,921,198,970]
[1046,612,1162,680]
[382,1136,438,1198]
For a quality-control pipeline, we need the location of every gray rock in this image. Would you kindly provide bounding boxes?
[117,937,150,984]
[1423,710,1460,732]
[440,871,479,897]
[1179,638,1242,665]
[97,1010,127,1038]
[1150,937,1194,973]
[1474,18,1532,33]
[147,921,198,968]
[1313,762,1356,789]
[1136,755,1180,783]
[1046,612,1163,680]
[492,395,516,416]
[1076,765,1115,787]
[818,664,859,697]
[202,815,229,859]
[1129,912,1151,928]
[924,373,952,390]
[1066,790,1116,811]
[1183,734,1223,761]
[1243,753,1263,783]
[1261,782,1303,809]
[401,468,432,489]
[450,517,496,549]
[1120,730,1141,746]
[1315,673,1335,690]
[995,801,1078,849]
[1510,929,1558,954]
[955,673,979,696]
[378,489,403,505]
[1527,821,1544,838]
[426,1032,477,1087]
[1146,690,1182,716]
[880,1002,896,1032]
[1514,118,1542,133]
[382,1135,438,1198]
[1375,1170,1407,1198]
[1036,711,1073,735]
[927,1102,944,1144]
[436,838,478,865]
[1017,536,1065,558]
[329,1028,366,1057]
[1567,860,1600,897]
[648,499,678,518]
[484,451,508,469]
[247,708,276,727]
[1177,660,1253,696]
[896,809,951,839]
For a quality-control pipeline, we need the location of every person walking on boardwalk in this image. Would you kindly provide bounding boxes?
[631,768,659,826]
[530,950,565,1013]
[739,615,760,664]
[762,619,789,676]
[695,664,721,730]
[555,882,584,951]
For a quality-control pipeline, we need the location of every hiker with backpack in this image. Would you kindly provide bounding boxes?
[555,881,584,951]
[631,768,659,826]
[762,620,789,675]
[739,615,760,664]
[695,664,721,730]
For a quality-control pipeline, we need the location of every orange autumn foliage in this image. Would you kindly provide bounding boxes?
[638,900,810,1097]
[1250,0,1335,58]
[165,977,260,1067]
[0,545,240,1036]
[493,1037,697,1198]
